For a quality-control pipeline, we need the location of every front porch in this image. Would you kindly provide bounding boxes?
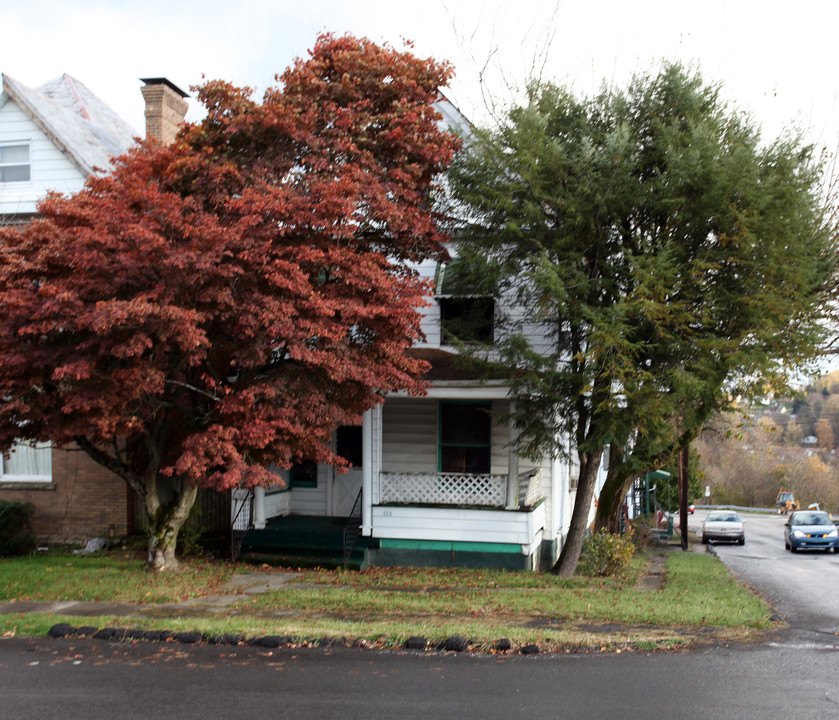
[236,391,560,571]
[378,468,544,509]
[237,468,547,570]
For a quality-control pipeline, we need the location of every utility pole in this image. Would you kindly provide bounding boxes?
[678,446,689,550]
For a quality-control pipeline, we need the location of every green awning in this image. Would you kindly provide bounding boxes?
[435,254,497,297]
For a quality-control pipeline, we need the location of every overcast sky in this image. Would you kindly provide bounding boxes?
[4,0,839,152]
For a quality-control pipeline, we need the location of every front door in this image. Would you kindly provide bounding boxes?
[333,425,363,517]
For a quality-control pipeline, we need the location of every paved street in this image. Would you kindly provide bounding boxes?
[2,633,839,719]
[687,510,839,641]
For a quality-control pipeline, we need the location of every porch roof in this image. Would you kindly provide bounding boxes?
[409,347,508,382]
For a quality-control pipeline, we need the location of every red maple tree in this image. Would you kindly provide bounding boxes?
[0,34,459,570]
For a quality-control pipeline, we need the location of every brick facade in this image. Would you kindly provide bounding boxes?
[0,446,133,543]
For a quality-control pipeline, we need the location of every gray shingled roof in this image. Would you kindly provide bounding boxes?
[1,73,137,177]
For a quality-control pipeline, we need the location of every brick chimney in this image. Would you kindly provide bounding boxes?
[140,78,189,144]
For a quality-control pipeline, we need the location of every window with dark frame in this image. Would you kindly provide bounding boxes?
[435,255,495,346]
[438,401,491,474]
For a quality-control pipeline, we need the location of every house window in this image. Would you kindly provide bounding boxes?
[439,296,494,344]
[289,460,318,488]
[1,441,52,482]
[438,401,491,474]
[435,255,494,345]
[0,144,31,183]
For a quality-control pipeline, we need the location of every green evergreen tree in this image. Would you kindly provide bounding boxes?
[448,64,836,576]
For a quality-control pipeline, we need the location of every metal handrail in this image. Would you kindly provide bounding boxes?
[342,487,363,571]
[230,488,254,562]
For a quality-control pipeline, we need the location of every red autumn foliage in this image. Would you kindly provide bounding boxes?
[0,34,458,567]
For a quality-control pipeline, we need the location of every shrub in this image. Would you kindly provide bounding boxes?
[0,500,36,556]
[577,529,636,577]
[630,517,660,548]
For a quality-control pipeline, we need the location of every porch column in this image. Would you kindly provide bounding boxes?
[506,402,520,509]
[253,486,266,529]
[362,408,373,536]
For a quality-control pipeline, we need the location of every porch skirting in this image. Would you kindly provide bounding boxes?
[368,503,548,570]
[369,538,539,571]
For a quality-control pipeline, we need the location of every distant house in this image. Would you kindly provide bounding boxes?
[0,74,187,542]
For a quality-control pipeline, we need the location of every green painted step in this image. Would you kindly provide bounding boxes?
[238,549,369,571]
[237,515,375,570]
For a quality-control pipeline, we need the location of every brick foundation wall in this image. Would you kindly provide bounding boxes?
[0,446,133,543]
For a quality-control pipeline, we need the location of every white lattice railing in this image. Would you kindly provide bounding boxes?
[518,468,543,508]
[380,472,508,508]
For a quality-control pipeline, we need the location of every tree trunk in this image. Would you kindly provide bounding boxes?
[593,441,628,533]
[594,475,626,533]
[72,436,200,571]
[551,450,603,578]
[144,481,199,572]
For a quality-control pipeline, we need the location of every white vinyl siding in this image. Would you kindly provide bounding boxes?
[381,398,438,474]
[372,503,546,551]
[288,463,329,516]
[0,100,86,215]
[415,259,442,347]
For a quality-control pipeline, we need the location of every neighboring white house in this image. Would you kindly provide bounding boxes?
[244,96,609,571]
[0,73,188,541]
[0,73,137,221]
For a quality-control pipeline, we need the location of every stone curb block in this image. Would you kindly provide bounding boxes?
[47,624,544,657]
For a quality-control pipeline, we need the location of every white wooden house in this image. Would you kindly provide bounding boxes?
[242,97,609,571]
[245,250,608,570]
[0,75,605,562]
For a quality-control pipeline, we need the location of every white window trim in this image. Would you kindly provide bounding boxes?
[0,141,32,184]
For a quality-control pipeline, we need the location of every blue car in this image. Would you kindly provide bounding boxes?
[784,510,839,553]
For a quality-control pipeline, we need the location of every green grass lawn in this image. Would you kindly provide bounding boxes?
[0,552,234,603]
[0,550,775,652]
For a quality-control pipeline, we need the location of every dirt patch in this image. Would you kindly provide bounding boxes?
[633,551,667,591]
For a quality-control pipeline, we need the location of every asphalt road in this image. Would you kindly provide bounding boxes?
[687,510,839,640]
[2,634,839,720]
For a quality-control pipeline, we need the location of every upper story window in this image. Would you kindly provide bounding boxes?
[1,441,52,482]
[0,144,31,183]
[439,296,494,344]
[436,255,495,345]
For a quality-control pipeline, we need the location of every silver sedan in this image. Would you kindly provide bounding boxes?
[701,510,745,545]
